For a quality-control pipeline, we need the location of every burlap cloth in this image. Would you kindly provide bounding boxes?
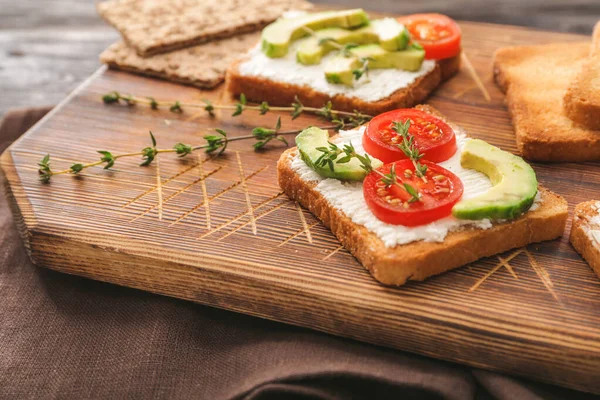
[0,107,597,400]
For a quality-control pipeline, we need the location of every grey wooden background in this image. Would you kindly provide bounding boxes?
[0,0,598,119]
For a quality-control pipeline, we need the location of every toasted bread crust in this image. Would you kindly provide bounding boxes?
[494,42,600,162]
[277,106,568,286]
[225,54,460,115]
[564,22,600,130]
[570,201,600,279]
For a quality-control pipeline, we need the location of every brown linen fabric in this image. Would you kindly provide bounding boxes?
[0,107,598,400]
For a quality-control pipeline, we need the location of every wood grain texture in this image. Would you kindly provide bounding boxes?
[2,20,600,394]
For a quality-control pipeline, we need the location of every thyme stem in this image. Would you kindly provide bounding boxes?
[38,125,338,182]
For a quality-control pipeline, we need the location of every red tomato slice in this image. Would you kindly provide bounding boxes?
[397,13,462,60]
[363,160,464,227]
[363,108,457,165]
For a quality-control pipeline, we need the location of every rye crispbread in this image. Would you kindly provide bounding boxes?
[100,33,260,89]
[564,22,600,130]
[225,53,461,115]
[570,201,600,279]
[494,42,600,162]
[96,0,312,57]
[277,105,568,286]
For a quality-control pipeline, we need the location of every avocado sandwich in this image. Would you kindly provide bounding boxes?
[277,105,568,286]
[226,9,462,115]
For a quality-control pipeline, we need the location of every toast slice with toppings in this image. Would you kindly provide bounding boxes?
[494,42,600,162]
[570,201,600,279]
[277,105,568,285]
[226,54,460,116]
[564,22,600,130]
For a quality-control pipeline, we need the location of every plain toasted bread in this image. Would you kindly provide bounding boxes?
[225,54,460,115]
[494,42,600,162]
[570,201,600,279]
[277,105,568,286]
[564,22,600,130]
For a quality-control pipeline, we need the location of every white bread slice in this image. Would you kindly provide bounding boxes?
[225,53,460,115]
[564,22,600,130]
[277,105,568,286]
[570,200,600,279]
[494,42,600,162]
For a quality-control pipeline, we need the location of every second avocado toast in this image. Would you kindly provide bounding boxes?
[226,9,462,115]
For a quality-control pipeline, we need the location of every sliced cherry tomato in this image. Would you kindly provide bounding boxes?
[397,13,461,60]
[363,160,464,227]
[363,108,457,165]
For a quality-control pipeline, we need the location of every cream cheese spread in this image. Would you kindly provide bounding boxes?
[238,40,436,103]
[291,127,542,247]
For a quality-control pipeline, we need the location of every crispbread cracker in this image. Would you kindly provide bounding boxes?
[96,0,313,57]
[494,42,600,162]
[100,33,260,89]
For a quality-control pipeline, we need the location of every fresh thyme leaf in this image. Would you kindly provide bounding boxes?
[140,131,158,166]
[140,147,157,166]
[203,99,215,117]
[291,95,304,120]
[204,129,228,154]
[70,163,84,174]
[253,140,268,150]
[317,101,333,120]
[381,163,397,186]
[173,143,193,157]
[98,150,115,169]
[102,91,120,104]
[148,97,159,110]
[392,119,428,180]
[352,69,364,80]
[215,128,227,138]
[252,127,275,140]
[409,42,424,51]
[149,131,157,147]
[232,103,244,117]
[38,154,52,182]
[259,101,270,115]
[276,136,289,146]
[170,101,182,113]
[275,116,281,131]
[404,182,421,203]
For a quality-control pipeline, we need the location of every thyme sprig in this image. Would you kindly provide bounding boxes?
[37,122,337,182]
[314,141,421,203]
[102,92,371,129]
[392,120,428,183]
[304,27,372,84]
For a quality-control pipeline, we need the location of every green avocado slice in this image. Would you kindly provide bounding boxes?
[296,126,382,181]
[324,44,425,86]
[261,9,370,58]
[296,19,410,65]
[452,139,538,221]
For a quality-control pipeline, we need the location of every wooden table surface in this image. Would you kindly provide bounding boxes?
[0,0,599,119]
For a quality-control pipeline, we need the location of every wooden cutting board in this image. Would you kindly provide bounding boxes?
[2,18,600,393]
